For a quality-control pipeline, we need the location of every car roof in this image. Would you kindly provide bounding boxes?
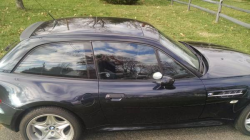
[20,17,160,41]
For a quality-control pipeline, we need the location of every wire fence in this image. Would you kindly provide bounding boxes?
[171,0,250,29]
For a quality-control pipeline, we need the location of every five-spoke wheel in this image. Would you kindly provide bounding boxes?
[26,114,74,140]
[20,107,82,140]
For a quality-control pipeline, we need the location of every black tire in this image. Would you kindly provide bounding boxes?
[20,107,82,140]
[235,104,250,136]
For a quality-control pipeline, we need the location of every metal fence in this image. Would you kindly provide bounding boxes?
[171,0,250,29]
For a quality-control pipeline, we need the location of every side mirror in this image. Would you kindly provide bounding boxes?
[161,76,175,88]
[153,72,163,80]
[153,72,175,89]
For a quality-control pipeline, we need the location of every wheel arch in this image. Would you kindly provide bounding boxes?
[12,102,86,132]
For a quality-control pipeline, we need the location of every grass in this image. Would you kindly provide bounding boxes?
[189,0,250,23]
[0,0,249,57]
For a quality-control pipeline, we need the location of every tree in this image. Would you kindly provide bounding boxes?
[16,0,25,10]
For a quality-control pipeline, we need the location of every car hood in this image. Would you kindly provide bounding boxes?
[186,42,250,79]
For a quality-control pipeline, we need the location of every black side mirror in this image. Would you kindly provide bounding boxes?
[161,76,175,89]
[153,72,175,89]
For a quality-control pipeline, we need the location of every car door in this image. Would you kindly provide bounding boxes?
[93,41,207,125]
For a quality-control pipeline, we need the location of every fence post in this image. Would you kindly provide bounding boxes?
[171,0,173,5]
[216,0,223,23]
[188,0,192,11]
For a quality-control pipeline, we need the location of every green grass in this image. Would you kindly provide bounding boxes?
[0,0,249,57]
[188,0,250,23]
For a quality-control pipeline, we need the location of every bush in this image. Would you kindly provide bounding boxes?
[103,0,140,5]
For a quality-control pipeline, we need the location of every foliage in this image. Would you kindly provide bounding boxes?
[103,0,140,5]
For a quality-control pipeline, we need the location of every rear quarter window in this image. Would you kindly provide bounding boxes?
[14,42,97,79]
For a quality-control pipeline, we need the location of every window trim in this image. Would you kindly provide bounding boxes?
[10,72,98,81]
[12,41,97,80]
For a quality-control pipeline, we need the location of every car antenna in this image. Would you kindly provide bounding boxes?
[34,0,58,28]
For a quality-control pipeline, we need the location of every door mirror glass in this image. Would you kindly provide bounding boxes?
[153,72,163,80]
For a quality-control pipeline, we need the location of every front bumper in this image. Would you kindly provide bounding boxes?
[0,102,22,131]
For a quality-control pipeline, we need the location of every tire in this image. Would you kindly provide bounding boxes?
[20,107,82,140]
[235,104,250,136]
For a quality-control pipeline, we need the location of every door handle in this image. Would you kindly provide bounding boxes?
[105,94,125,102]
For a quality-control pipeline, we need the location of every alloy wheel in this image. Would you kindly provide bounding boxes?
[245,112,250,132]
[26,114,74,140]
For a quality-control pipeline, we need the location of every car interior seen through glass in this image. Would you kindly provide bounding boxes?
[93,42,160,80]
[158,51,194,79]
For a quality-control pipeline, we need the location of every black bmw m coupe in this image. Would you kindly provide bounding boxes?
[0,17,250,140]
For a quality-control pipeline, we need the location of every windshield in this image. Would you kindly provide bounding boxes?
[159,34,199,70]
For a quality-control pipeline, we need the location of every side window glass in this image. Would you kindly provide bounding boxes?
[93,42,160,80]
[158,51,194,79]
[15,42,97,79]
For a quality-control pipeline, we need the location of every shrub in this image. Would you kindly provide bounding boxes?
[103,0,140,5]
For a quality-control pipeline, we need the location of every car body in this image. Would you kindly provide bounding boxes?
[0,17,250,139]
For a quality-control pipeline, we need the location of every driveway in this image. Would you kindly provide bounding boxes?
[0,124,250,140]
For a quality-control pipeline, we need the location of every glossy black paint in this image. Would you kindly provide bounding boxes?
[200,76,250,119]
[94,120,228,132]
[30,17,160,40]
[98,78,206,125]
[0,72,107,130]
[188,42,250,79]
[0,17,250,133]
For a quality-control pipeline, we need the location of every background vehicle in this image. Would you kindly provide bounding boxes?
[0,17,250,140]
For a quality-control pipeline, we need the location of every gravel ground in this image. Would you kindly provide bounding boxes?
[0,124,250,140]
